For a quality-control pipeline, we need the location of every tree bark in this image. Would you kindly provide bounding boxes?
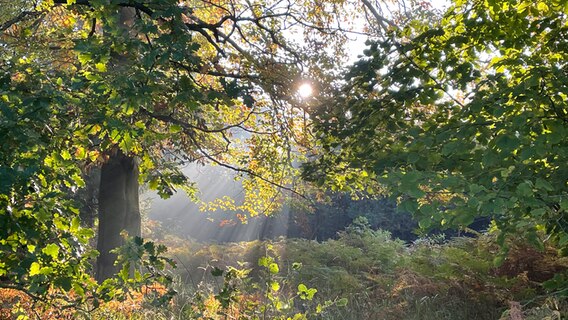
[96,150,141,282]
[78,168,99,228]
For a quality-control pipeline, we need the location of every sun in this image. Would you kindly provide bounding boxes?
[298,83,313,98]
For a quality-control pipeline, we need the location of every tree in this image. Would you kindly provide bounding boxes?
[305,0,568,254]
[1,0,362,302]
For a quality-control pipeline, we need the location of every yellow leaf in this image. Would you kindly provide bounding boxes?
[537,2,549,12]
[95,62,107,72]
[29,262,40,276]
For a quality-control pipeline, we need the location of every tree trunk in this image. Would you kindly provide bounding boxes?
[78,167,99,228]
[95,7,140,283]
[96,150,141,282]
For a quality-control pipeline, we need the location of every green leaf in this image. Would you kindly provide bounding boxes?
[73,283,85,297]
[61,149,71,160]
[77,53,91,65]
[70,217,80,233]
[561,200,568,212]
[306,288,317,300]
[75,146,87,159]
[495,135,519,152]
[39,266,53,275]
[516,181,533,197]
[169,124,183,133]
[558,233,568,247]
[270,281,280,292]
[297,283,317,300]
[119,265,129,280]
[535,178,553,191]
[43,244,59,259]
[258,256,270,267]
[268,262,279,274]
[336,297,348,307]
[55,277,72,291]
[418,217,432,229]
[72,173,85,188]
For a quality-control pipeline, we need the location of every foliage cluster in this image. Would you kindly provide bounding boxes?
[0,234,176,319]
[0,0,354,305]
[304,0,568,256]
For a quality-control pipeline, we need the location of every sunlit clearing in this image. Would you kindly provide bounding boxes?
[298,83,313,98]
[144,164,290,242]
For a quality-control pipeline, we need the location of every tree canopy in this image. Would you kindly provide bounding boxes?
[305,0,568,255]
[0,0,360,302]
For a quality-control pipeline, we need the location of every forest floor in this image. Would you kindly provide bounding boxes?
[2,221,568,319]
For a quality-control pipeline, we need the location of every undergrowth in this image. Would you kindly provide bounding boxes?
[3,217,568,319]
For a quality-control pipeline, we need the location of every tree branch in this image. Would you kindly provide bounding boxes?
[52,0,155,17]
[139,105,255,134]
[170,60,259,80]
[186,132,309,201]
[360,0,396,33]
[0,11,42,32]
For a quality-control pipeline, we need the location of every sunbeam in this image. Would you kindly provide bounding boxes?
[144,164,290,243]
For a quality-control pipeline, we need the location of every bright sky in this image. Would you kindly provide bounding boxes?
[348,0,451,63]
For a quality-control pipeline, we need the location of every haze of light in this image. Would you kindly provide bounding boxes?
[298,83,313,98]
